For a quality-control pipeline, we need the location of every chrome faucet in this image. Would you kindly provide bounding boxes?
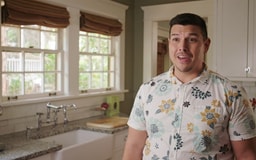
[63,104,77,124]
[46,102,77,125]
[53,109,59,126]
[36,112,44,130]
[46,102,62,122]
[46,102,62,126]
[36,102,77,130]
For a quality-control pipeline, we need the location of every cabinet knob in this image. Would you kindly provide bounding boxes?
[245,67,251,73]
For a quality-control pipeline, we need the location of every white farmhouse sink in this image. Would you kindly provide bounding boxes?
[40,129,113,160]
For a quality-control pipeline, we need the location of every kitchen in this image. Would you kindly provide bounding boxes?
[0,0,256,159]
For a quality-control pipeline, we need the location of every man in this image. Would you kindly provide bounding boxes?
[123,13,256,160]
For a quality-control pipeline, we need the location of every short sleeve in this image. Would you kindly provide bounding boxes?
[228,85,256,141]
[127,85,147,131]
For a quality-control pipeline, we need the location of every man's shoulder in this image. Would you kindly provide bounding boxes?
[207,70,243,89]
[208,70,231,82]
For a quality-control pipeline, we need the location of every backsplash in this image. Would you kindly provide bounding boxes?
[0,97,106,136]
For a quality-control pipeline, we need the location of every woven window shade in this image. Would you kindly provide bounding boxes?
[80,12,122,36]
[2,0,70,28]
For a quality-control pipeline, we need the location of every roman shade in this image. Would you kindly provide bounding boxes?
[80,12,122,36]
[2,0,70,28]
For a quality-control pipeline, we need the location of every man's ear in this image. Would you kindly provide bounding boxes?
[204,38,211,54]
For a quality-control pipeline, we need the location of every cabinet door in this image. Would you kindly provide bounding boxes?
[247,0,256,77]
[111,129,128,160]
[216,0,249,78]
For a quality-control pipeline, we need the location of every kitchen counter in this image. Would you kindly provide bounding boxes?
[0,132,61,160]
[0,116,128,160]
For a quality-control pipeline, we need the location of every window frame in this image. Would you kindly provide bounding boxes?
[0,24,64,101]
[78,31,118,93]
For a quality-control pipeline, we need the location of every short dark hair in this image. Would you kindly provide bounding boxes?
[169,13,208,40]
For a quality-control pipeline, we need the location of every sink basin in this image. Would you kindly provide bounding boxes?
[40,129,113,160]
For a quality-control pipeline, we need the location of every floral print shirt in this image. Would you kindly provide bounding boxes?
[127,66,256,160]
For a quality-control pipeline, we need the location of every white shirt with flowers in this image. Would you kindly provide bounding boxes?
[127,66,256,160]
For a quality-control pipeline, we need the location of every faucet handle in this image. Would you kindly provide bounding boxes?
[36,112,44,117]
[63,104,77,110]
[70,104,77,109]
[26,126,33,139]
[36,112,44,116]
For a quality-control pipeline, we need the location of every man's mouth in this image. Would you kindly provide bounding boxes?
[177,54,191,62]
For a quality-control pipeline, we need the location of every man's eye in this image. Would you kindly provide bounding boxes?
[188,38,198,42]
[171,38,179,42]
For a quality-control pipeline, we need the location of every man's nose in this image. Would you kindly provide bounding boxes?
[178,40,188,52]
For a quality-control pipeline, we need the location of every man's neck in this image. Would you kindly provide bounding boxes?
[173,64,205,83]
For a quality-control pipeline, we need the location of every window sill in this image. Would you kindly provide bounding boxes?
[1,89,129,107]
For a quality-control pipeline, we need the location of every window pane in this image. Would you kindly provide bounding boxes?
[103,56,109,71]
[44,73,57,92]
[1,26,20,47]
[2,52,23,72]
[41,31,57,50]
[79,55,90,71]
[44,54,56,71]
[25,52,43,72]
[21,28,40,48]
[25,73,43,94]
[91,73,102,89]
[2,74,23,96]
[100,38,110,54]
[92,56,102,71]
[79,35,88,52]
[88,36,99,53]
[103,72,108,88]
[79,73,90,90]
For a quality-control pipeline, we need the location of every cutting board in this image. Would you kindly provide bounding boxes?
[86,116,128,129]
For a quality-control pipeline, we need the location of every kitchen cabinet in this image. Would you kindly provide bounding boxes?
[215,0,256,81]
[111,129,128,160]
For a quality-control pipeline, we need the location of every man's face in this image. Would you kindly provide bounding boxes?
[169,24,210,75]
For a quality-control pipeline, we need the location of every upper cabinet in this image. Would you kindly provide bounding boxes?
[215,0,256,81]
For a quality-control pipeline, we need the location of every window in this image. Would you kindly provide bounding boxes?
[79,31,116,93]
[0,1,125,104]
[1,24,62,100]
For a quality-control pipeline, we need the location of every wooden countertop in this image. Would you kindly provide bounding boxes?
[86,116,128,129]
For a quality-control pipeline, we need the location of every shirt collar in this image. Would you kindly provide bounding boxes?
[169,64,209,85]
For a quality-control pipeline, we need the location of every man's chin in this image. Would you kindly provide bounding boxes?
[174,65,192,73]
